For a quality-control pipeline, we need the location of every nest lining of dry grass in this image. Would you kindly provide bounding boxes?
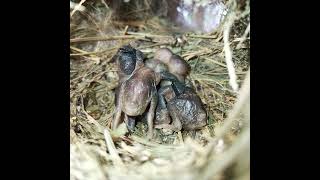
[70,0,250,179]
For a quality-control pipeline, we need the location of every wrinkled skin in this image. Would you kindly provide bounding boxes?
[114,67,159,139]
[112,45,165,139]
[153,48,191,83]
[155,72,207,132]
[145,59,172,124]
[147,48,207,131]
[113,45,145,132]
[114,45,145,84]
[145,58,171,87]
[113,46,207,137]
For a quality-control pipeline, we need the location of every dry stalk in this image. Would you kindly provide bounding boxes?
[70,35,139,43]
[104,128,125,167]
[215,69,250,138]
[223,11,239,92]
[70,0,87,17]
[236,23,250,49]
[202,126,250,179]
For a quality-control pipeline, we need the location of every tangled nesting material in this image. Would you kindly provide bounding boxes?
[70,0,250,179]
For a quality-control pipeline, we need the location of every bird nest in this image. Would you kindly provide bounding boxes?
[70,0,250,179]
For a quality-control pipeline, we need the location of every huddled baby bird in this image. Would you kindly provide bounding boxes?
[112,45,207,139]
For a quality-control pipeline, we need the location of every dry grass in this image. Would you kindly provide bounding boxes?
[70,0,250,179]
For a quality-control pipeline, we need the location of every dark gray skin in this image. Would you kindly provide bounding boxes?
[113,45,178,138]
[154,71,207,132]
[114,67,159,138]
[146,48,207,132]
[113,45,145,132]
[113,46,206,136]
[114,45,145,84]
[144,59,172,126]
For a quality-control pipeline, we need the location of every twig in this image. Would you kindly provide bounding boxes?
[190,74,225,89]
[193,80,223,98]
[70,46,117,56]
[236,23,250,49]
[131,135,181,149]
[120,26,129,45]
[126,32,172,38]
[80,95,104,131]
[70,0,86,17]
[104,128,125,167]
[122,26,129,35]
[70,46,89,54]
[138,42,171,49]
[202,126,250,180]
[186,34,218,39]
[202,72,247,75]
[203,57,228,68]
[70,35,140,43]
[70,2,85,12]
[178,131,184,145]
[223,12,239,92]
[183,49,213,60]
[111,20,146,28]
[215,70,250,138]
